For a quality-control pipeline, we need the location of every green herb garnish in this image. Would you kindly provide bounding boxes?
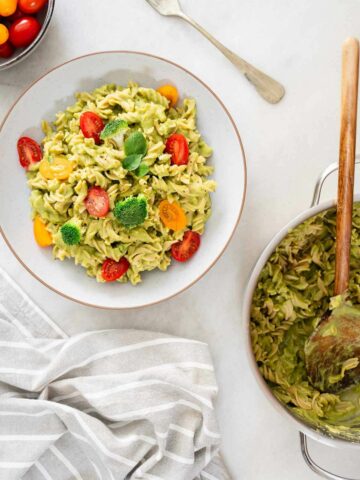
[135,163,149,177]
[124,132,147,156]
[123,154,143,171]
[122,131,148,176]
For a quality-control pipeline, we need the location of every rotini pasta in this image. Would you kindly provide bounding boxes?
[251,204,360,440]
[27,82,216,284]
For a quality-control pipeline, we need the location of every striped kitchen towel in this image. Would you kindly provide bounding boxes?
[0,267,231,480]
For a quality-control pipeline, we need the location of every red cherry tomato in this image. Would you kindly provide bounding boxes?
[0,40,13,57]
[84,186,110,218]
[165,133,189,166]
[18,0,47,14]
[171,231,201,262]
[17,137,42,169]
[9,16,41,48]
[80,112,104,144]
[102,257,130,282]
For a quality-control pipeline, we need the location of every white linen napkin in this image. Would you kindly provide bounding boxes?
[0,267,231,480]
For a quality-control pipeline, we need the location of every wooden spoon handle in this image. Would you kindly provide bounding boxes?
[335,37,359,295]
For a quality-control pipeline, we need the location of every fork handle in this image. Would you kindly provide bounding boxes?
[177,12,285,104]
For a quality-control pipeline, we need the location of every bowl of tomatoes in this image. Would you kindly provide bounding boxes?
[0,0,54,70]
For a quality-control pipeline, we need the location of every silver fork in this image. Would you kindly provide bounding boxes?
[145,0,285,104]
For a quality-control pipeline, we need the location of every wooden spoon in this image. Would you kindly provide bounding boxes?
[305,38,360,393]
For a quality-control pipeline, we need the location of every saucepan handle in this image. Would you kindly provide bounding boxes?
[311,156,360,207]
[300,433,360,480]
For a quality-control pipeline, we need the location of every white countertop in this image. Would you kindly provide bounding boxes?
[1,0,360,478]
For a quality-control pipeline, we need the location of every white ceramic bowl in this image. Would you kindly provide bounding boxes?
[0,51,246,309]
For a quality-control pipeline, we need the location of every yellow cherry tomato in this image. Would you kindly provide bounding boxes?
[0,0,17,17]
[159,200,187,231]
[157,84,179,108]
[39,155,74,180]
[34,216,52,247]
[0,24,9,45]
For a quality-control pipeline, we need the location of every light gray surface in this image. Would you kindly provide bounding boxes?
[1,1,360,478]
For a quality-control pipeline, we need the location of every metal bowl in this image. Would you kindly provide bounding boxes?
[243,197,356,443]
[243,160,360,479]
[0,0,55,71]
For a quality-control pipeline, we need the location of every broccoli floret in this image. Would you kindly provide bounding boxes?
[60,220,81,245]
[100,119,128,148]
[114,195,148,228]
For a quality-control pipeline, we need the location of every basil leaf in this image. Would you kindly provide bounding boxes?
[123,154,143,171]
[124,132,147,156]
[135,163,149,177]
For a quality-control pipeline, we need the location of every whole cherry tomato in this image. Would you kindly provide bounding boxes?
[0,40,13,57]
[9,16,41,48]
[0,0,17,17]
[0,23,9,45]
[18,0,47,14]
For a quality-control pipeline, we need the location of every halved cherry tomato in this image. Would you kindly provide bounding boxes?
[157,84,179,107]
[102,257,130,282]
[159,200,187,231]
[165,133,189,166]
[0,40,13,57]
[85,186,110,218]
[80,112,104,144]
[33,215,52,247]
[0,0,17,16]
[17,137,42,169]
[171,231,201,262]
[18,0,47,14]
[0,24,9,45]
[9,16,41,48]
[39,155,73,180]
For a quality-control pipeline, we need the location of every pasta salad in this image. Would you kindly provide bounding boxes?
[17,82,216,284]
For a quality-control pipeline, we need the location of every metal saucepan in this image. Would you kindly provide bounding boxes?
[243,159,360,480]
